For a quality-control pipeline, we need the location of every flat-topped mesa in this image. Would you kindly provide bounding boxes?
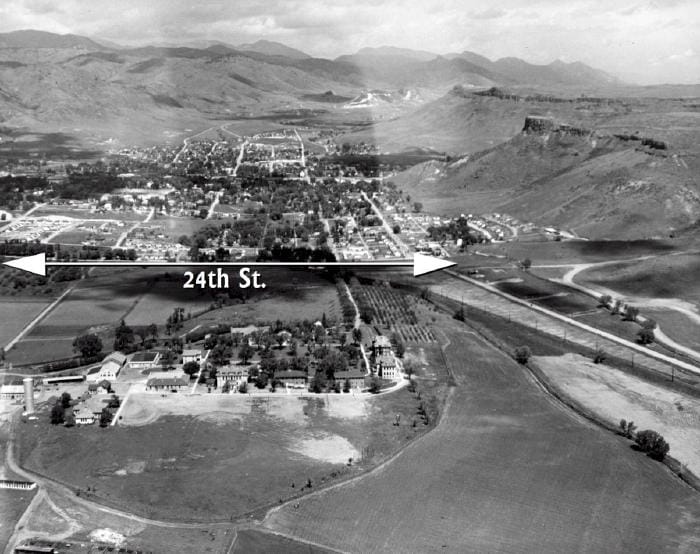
[522,116,589,136]
[522,115,555,133]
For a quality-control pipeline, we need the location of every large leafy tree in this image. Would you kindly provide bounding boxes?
[113,320,135,352]
[238,343,255,365]
[73,333,103,358]
[635,430,670,461]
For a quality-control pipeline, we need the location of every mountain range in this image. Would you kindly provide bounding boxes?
[0,29,628,140]
[1,30,698,240]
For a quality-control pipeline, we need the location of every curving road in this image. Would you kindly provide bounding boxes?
[533,253,700,362]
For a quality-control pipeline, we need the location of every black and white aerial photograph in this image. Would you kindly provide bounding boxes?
[0,1,699,552]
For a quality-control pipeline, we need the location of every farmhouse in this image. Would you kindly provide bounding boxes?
[146,376,189,392]
[274,369,308,388]
[217,365,249,389]
[73,408,96,425]
[371,335,392,356]
[129,351,161,370]
[182,348,209,365]
[334,370,367,390]
[0,384,24,400]
[376,354,398,380]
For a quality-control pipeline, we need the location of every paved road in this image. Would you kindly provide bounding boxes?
[533,253,700,362]
[173,126,217,164]
[341,280,371,373]
[360,191,410,257]
[114,207,154,248]
[0,202,47,233]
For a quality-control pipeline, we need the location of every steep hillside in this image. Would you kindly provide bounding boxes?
[395,119,700,239]
[341,86,612,154]
[344,86,700,155]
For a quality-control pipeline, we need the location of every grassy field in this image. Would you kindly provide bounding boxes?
[185,287,342,329]
[5,338,76,365]
[125,278,222,326]
[49,228,121,247]
[646,308,700,351]
[28,282,143,336]
[154,215,215,240]
[534,353,700,478]
[468,238,681,265]
[0,298,52,347]
[263,320,700,553]
[5,271,149,364]
[232,529,335,553]
[579,252,700,305]
[32,205,144,221]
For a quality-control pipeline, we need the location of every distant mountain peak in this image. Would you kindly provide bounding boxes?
[351,46,439,62]
[236,39,310,59]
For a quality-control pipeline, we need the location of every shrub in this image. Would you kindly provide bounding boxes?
[514,345,531,364]
[623,306,639,322]
[619,419,637,439]
[637,327,655,345]
[593,347,607,364]
[635,429,670,461]
[598,294,612,308]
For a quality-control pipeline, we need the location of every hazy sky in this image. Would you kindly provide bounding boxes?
[1,0,698,84]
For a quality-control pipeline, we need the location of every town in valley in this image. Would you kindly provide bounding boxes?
[1,2,700,553]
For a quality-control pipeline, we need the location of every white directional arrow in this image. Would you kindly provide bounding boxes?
[3,252,456,277]
[412,253,457,276]
[3,253,46,276]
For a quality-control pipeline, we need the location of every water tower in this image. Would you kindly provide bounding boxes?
[23,377,34,414]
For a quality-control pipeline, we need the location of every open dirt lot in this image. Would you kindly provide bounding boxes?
[119,393,369,427]
[534,353,700,477]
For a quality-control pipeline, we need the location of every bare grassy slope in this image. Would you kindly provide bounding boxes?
[394,114,700,238]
